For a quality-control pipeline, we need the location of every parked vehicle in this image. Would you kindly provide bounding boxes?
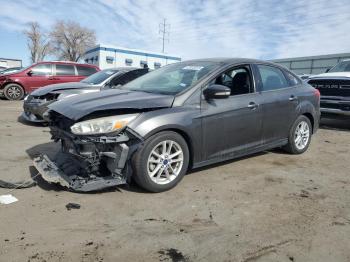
[22,67,149,123]
[0,61,99,100]
[0,67,23,75]
[33,58,320,193]
[308,59,350,116]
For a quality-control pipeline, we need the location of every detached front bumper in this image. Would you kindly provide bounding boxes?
[33,154,127,192]
[33,126,143,192]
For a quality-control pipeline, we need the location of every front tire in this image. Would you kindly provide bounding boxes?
[4,84,25,100]
[132,131,189,192]
[283,115,312,154]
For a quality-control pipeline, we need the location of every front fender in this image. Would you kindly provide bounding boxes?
[128,106,201,163]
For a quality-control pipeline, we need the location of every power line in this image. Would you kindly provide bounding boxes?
[159,18,170,53]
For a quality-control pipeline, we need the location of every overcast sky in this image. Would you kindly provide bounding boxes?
[1,0,350,65]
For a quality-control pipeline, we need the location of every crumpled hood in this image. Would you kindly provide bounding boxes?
[30,82,96,96]
[309,72,350,79]
[48,89,174,120]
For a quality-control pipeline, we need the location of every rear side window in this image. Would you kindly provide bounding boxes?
[77,66,97,76]
[257,65,289,91]
[285,71,301,86]
[31,64,52,76]
[56,64,75,76]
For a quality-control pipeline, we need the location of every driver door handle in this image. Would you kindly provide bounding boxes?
[247,102,258,109]
[289,95,298,101]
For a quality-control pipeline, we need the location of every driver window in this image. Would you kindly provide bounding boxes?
[214,67,252,96]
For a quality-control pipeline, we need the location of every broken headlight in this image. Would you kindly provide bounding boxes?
[70,114,139,135]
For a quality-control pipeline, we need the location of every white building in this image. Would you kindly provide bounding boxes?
[83,44,181,70]
[0,58,22,69]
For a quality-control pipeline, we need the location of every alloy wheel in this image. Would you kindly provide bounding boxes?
[147,140,184,185]
[294,120,310,150]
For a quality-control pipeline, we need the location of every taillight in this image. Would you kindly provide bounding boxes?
[314,88,320,99]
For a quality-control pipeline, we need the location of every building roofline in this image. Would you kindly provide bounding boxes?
[0,58,22,62]
[85,44,181,61]
[272,52,350,62]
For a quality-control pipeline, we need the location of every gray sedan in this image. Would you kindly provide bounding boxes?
[33,58,320,192]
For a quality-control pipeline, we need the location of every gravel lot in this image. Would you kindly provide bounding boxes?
[0,100,349,262]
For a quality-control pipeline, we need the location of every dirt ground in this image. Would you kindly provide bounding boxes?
[0,100,349,262]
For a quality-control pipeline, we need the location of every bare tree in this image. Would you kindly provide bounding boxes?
[23,22,51,63]
[50,21,96,62]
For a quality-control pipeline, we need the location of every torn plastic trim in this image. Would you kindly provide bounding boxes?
[34,127,144,192]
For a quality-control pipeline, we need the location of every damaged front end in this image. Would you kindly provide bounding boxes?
[22,93,59,122]
[33,111,143,192]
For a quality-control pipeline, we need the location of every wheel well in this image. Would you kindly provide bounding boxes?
[161,128,194,168]
[302,113,314,133]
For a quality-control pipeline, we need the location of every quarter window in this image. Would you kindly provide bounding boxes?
[285,71,301,86]
[31,64,52,76]
[56,64,75,76]
[257,65,289,91]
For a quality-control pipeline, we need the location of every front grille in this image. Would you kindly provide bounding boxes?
[321,102,350,111]
[48,110,75,131]
[308,79,350,97]
[32,93,59,101]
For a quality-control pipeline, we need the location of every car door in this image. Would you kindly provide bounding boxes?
[253,64,299,144]
[201,65,263,162]
[54,64,78,84]
[25,63,54,90]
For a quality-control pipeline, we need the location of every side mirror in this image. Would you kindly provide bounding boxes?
[203,84,231,99]
[27,70,33,76]
[325,68,331,73]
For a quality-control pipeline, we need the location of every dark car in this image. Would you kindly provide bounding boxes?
[33,58,320,193]
[308,59,350,117]
[0,61,99,100]
[22,67,149,123]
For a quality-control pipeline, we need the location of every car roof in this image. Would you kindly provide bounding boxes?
[33,61,98,68]
[184,57,283,67]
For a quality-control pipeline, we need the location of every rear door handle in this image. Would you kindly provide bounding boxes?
[289,95,298,101]
[247,102,258,109]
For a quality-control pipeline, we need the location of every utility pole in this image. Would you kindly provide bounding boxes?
[159,18,170,53]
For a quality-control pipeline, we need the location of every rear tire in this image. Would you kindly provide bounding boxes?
[4,83,25,100]
[132,131,189,192]
[283,115,312,154]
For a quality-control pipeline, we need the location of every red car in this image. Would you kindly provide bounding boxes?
[0,61,100,100]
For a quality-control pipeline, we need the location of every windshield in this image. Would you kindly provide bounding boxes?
[0,67,22,75]
[121,61,220,95]
[329,61,350,73]
[81,69,119,84]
